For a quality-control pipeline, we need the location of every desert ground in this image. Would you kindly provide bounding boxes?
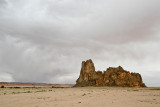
[0,86,160,107]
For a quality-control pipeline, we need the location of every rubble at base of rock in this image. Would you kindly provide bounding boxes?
[75,59,146,87]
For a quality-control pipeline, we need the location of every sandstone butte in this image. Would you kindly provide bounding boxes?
[75,59,146,87]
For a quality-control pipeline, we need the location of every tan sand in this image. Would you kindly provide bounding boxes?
[0,87,160,107]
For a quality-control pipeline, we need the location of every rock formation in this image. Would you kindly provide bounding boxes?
[75,59,146,87]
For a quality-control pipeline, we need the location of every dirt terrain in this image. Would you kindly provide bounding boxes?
[0,86,160,107]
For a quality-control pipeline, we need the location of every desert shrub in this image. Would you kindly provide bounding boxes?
[1,85,5,88]
[14,87,20,89]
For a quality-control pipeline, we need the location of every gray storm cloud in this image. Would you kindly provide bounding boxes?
[0,0,160,86]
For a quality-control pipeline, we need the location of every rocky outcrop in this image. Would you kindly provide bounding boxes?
[75,59,146,87]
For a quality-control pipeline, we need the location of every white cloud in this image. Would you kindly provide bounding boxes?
[0,0,160,86]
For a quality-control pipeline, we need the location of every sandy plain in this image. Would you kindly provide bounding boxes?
[0,86,160,107]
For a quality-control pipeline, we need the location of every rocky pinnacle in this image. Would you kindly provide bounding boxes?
[75,59,146,87]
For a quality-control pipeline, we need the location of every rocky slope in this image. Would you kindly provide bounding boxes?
[75,59,146,87]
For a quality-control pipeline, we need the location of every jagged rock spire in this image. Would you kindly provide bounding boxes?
[75,59,146,87]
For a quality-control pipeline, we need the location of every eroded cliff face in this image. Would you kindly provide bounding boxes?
[75,59,146,87]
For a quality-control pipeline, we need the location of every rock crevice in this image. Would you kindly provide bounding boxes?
[75,59,146,87]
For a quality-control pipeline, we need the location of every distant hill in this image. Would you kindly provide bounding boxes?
[0,82,74,87]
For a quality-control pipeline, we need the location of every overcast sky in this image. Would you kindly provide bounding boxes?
[0,0,160,86]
